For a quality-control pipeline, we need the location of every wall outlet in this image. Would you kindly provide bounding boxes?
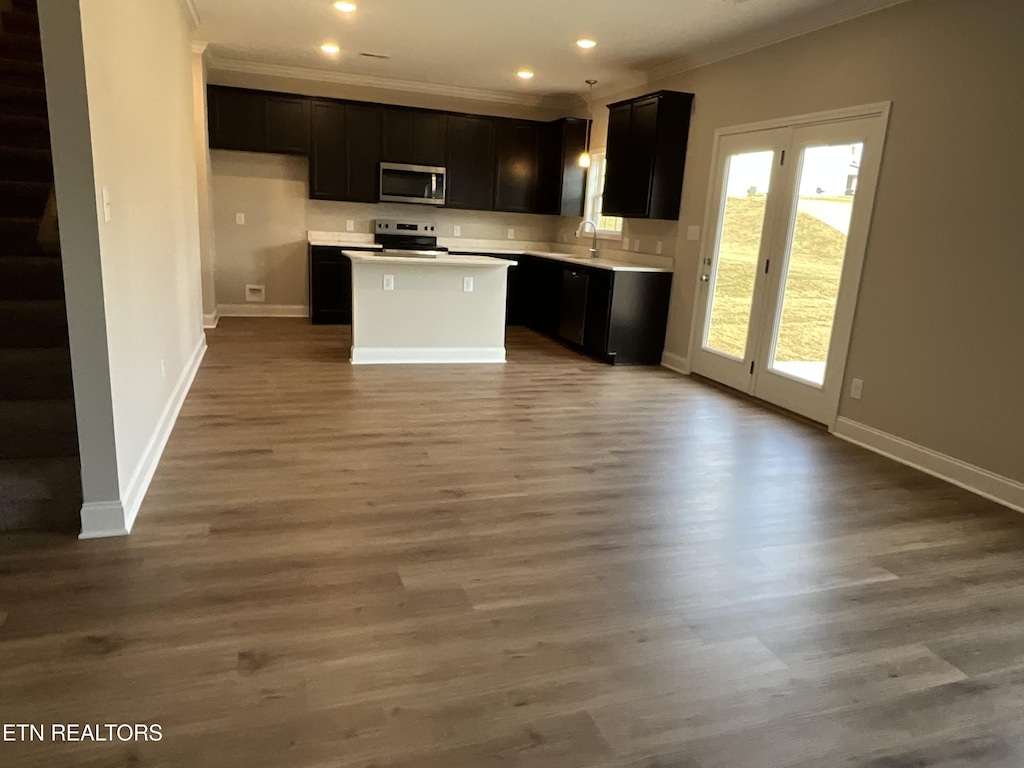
[463,276,474,292]
[245,284,265,302]
[102,186,112,223]
[634,240,641,252]
[850,378,864,400]
[454,225,462,237]
[346,219,355,232]
[656,240,663,255]
[687,225,701,241]
[623,237,630,251]
[383,274,395,291]
[507,228,515,240]
[236,213,245,226]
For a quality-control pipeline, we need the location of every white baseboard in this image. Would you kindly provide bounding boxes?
[832,417,1024,514]
[217,304,309,318]
[79,335,207,539]
[79,501,128,539]
[661,351,691,375]
[351,347,506,365]
[203,309,220,329]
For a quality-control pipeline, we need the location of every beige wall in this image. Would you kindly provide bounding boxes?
[192,47,218,320]
[210,151,563,308]
[580,0,1024,482]
[80,0,205,501]
[39,0,205,535]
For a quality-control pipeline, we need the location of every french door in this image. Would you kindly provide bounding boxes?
[690,105,890,426]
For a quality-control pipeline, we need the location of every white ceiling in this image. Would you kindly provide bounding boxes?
[194,0,908,102]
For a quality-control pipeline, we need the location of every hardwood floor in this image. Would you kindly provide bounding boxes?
[3,318,1024,767]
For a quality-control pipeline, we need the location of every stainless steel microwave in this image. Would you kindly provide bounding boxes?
[379,162,446,206]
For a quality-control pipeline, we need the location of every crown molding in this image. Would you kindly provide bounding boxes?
[178,0,201,31]
[643,0,914,85]
[206,54,580,111]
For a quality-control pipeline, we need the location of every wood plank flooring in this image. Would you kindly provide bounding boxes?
[3,318,1024,767]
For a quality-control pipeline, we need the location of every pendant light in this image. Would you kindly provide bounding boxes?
[578,80,598,168]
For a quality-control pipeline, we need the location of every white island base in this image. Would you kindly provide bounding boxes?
[346,252,517,365]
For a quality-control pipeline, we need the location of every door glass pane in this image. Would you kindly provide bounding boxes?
[704,150,775,359]
[770,143,863,386]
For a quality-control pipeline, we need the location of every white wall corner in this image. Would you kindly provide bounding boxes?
[178,0,201,31]
[832,418,1024,514]
[114,335,207,536]
[661,351,691,375]
[217,304,310,319]
[203,309,220,329]
[79,501,128,539]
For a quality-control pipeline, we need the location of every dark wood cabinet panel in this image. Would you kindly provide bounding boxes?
[344,103,383,203]
[309,101,381,202]
[309,100,347,200]
[382,108,447,167]
[309,247,353,325]
[265,96,310,154]
[494,120,541,213]
[602,91,694,221]
[208,86,267,152]
[414,111,447,167]
[446,114,496,211]
[516,254,671,365]
[538,118,590,217]
[602,104,633,217]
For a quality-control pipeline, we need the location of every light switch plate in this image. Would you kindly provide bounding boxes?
[507,228,515,240]
[463,277,474,292]
[454,225,462,237]
[622,237,630,251]
[850,378,864,400]
[656,241,663,255]
[346,219,355,232]
[687,225,701,241]
[236,213,245,226]
[383,275,395,291]
[634,240,640,252]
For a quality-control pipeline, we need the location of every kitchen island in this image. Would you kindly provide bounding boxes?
[345,251,517,364]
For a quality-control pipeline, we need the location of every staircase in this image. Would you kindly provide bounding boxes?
[0,0,82,533]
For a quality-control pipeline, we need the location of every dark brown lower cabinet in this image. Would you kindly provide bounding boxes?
[512,255,672,365]
[309,245,381,324]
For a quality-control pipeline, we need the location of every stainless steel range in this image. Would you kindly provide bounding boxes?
[374,219,448,258]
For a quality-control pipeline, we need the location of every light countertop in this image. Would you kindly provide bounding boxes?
[345,251,517,268]
[450,248,672,273]
[308,231,382,249]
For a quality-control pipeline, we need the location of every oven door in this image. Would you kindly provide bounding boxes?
[379,163,446,206]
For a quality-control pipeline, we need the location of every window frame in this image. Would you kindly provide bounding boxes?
[583,152,624,240]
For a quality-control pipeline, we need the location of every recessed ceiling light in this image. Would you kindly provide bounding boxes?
[334,1,357,11]
[516,69,535,80]
[320,42,341,55]
[576,39,597,49]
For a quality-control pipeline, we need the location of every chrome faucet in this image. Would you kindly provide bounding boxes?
[575,219,599,258]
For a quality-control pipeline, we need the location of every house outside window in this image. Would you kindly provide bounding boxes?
[584,152,624,238]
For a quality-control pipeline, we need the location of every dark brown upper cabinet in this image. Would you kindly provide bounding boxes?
[602,90,694,221]
[445,114,496,211]
[309,100,382,203]
[538,118,590,218]
[382,107,447,167]
[208,86,310,155]
[494,119,542,213]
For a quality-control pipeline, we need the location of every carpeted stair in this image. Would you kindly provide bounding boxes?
[0,0,81,533]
